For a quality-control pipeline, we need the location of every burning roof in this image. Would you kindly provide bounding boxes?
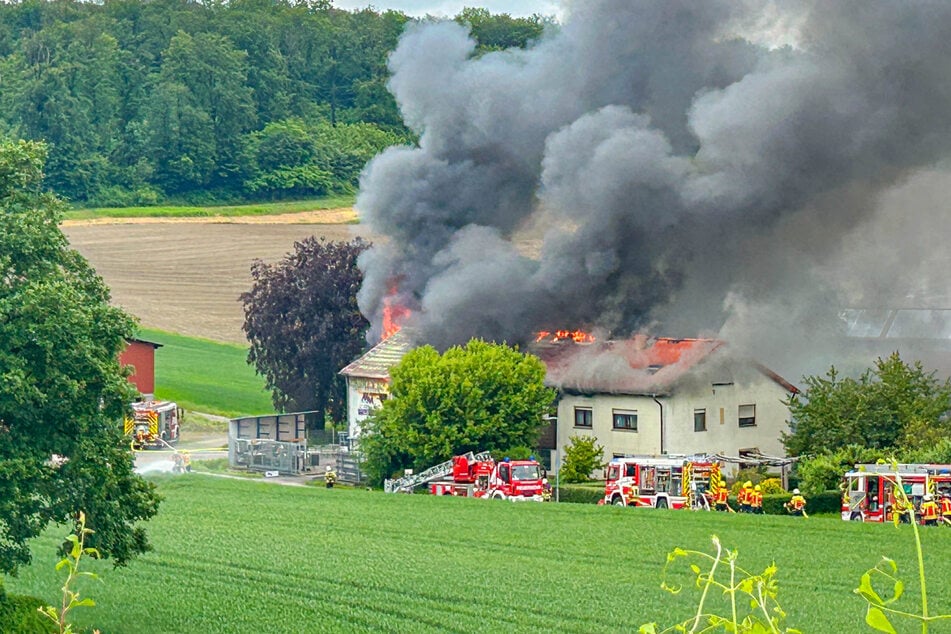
[339,329,414,380]
[533,335,725,395]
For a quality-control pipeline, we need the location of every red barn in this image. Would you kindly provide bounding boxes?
[119,338,162,398]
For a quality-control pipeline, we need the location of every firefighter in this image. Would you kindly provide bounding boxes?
[751,484,764,514]
[134,428,146,450]
[325,465,337,488]
[738,481,753,513]
[891,492,910,523]
[541,477,553,502]
[940,491,951,526]
[921,494,940,526]
[181,451,192,473]
[172,452,184,474]
[784,489,807,516]
[714,480,730,512]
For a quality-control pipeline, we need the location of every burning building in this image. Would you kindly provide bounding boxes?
[534,335,798,469]
[339,330,797,467]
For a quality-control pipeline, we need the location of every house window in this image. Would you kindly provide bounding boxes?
[574,407,592,428]
[694,408,707,432]
[612,409,637,431]
[738,404,756,427]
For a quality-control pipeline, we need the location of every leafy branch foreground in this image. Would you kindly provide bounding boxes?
[38,512,101,634]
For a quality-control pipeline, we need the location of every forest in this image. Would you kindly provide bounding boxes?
[0,0,549,205]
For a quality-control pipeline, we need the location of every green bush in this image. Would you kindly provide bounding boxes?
[760,491,841,515]
[556,483,605,504]
[0,589,55,634]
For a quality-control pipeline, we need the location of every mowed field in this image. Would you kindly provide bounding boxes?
[7,476,951,633]
[62,212,371,345]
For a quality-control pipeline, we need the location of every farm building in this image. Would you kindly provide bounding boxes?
[119,337,162,399]
[339,329,414,443]
[532,335,798,473]
[339,332,797,471]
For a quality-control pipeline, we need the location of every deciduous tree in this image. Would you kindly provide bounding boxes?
[0,139,161,576]
[360,339,556,484]
[241,237,369,428]
[783,353,951,457]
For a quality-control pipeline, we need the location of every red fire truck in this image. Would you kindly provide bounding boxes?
[841,463,951,523]
[125,400,180,449]
[383,451,545,501]
[603,455,719,509]
[429,454,545,501]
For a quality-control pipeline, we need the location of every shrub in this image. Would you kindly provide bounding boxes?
[558,435,605,483]
[556,483,605,504]
[0,589,55,634]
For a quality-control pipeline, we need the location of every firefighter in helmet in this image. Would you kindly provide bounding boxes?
[325,465,337,488]
[541,477,552,502]
[921,494,940,526]
[714,478,730,512]
[940,491,951,526]
[181,450,192,473]
[738,481,753,513]
[751,484,764,514]
[784,489,807,516]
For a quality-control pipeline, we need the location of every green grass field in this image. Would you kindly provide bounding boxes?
[138,328,273,418]
[7,476,950,633]
[64,196,356,221]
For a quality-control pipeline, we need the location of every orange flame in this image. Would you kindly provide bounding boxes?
[381,289,410,340]
[534,329,596,344]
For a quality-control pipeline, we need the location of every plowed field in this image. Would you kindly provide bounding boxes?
[63,212,370,344]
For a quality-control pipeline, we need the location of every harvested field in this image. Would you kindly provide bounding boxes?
[63,216,372,344]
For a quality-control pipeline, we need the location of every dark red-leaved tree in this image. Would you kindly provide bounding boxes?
[241,237,370,429]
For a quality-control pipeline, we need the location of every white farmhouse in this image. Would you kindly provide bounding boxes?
[533,335,798,472]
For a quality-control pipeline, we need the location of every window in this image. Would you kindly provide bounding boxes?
[738,404,756,427]
[574,407,592,428]
[694,408,707,432]
[612,409,637,431]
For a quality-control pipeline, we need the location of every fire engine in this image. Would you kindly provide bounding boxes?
[603,455,719,509]
[384,452,546,501]
[841,463,951,523]
[124,400,180,449]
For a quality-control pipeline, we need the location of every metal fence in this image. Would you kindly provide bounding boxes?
[229,438,312,475]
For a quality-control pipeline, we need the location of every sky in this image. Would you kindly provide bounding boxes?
[331,0,564,20]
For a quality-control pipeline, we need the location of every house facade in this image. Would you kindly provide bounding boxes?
[338,330,413,443]
[535,336,797,474]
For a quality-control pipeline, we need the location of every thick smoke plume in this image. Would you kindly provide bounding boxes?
[357,0,951,380]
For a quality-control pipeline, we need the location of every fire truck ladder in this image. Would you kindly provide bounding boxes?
[384,451,492,493]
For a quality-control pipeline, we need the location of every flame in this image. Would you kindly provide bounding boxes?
[381,288,410,340]
[534,329,596,344]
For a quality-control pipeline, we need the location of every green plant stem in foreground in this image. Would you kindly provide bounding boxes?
[38,512,101,634]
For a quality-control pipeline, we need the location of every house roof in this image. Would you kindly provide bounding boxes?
[532,335,725,396]
[125,338,163,349]
[339,330,414,380]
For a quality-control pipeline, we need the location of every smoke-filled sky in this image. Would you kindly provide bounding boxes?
[356,0,951,381]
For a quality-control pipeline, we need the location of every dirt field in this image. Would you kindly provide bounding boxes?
[63,210,372,344]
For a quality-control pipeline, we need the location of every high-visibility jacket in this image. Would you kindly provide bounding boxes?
[715,488,729,505]
[738,488,750,505]
[921,500,939,521]
[940,497,951,516]
[789,495,806,511]
[751,491,763,508]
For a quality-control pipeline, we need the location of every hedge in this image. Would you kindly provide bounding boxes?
[553,486,842,515]
[0,584,55,634]
[556,483,605,504]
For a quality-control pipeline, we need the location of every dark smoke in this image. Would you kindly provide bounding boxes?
[356,0,951,380]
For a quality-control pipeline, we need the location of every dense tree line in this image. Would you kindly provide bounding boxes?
[0,0,548,205]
